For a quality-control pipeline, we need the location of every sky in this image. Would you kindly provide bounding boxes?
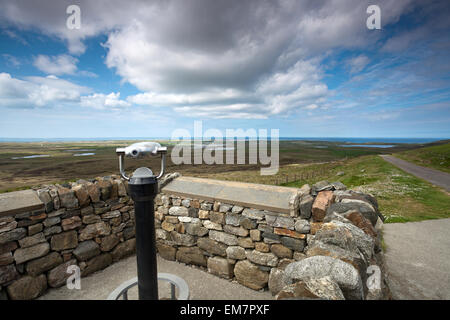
[0,0,449,139]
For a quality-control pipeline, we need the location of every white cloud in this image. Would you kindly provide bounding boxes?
[347,55,370,74]
[0,0,427,118]
[33,54,78,75]
[0,73,129,110]
[81,92,130,110]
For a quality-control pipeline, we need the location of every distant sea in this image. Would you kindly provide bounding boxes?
[0,137,446,144]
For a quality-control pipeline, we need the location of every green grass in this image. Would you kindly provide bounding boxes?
[395,141,450,173]
[282,155,450,223]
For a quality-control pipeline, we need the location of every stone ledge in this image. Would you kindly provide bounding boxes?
[0,190,44,217]
[162,176,302,215]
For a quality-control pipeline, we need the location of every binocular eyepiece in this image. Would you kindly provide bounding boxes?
[116,142,167,181]
[117,142,166,158]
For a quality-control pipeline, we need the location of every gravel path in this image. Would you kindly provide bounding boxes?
[39,255,273,300]
[380,155,450,191]
[383,219,450,299]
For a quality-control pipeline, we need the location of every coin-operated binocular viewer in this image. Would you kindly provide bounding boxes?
[108,142,189,300]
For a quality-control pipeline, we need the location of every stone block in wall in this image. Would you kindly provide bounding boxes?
[238,237,254,249]
[312,191,335,222]
[294,219,310,234]
[242,208,265,221]
[209,211,225,224]
[275,276,345,300]
[181,199,190,207]
[223,225,248,237]
[231,205,244,214]
[25,252,63,276]
[207,256,233,279]
[198,210,209,219]
[239,217,257,230]
[100,234,120,252]
[278,258,295,270]
[61,216,82,231]
[261,231,280,244]
[82,215,101,225]
[249,229,261,241]
[47,208,66,218]
[57,187,79,209]
[73,240,100,261]
[0,241,18,255]
[101,210,121,220]
[18,232,46,248]
[114,179,127,197]
[280,237,305,252]
[72,185,90,208]
[185,222,208,237]
[14,242,50,264]
[81,253,112,277]
[299,194,314,219]
[197,238,227,257]
[78,222,111,241]
[246,250,278,267]
[96,179,112,201]
[43,226,62,237]
[1,217,18,234]
[270,244,293,259]
[310,222,323,235]
[168,206,189,216]
[47,259,77,288]
[176,247,207,267]
[111,239,136,262]
[284,256,363,300]
[219,204,233,213]
[48,188,60,210]
[28,223,43,236]
[86,183,100,203]
[268,268,292,296]
[265,215,295,230]
[170,231,195,246]
[36,189,53,213]
[213,201,220,212]
[273,228,306,240]
[234,260,269,290]
[51,231,78,251]
[226,246,246,260]
[225,212,241,226]
[60,209,81,220]
[209,230,238,246]
[191,199,200,209]
[255,242,270,253]
[202,220,222,231]
[6,274,47,300]
[156,242,176,261]
[0,264,19,285]
[0,252,14,266]
[171,197,182,206]
[200,202,212,211]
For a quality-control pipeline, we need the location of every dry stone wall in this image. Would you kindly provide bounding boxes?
[1,173,391,300]
[156,176,391,300]
[0,176,136,300]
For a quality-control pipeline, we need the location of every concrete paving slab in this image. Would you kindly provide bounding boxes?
[0,189,44,217]
[383,218,450,299]
[39,255,273,300]
[162,176,300,214]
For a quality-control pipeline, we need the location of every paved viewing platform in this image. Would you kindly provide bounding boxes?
[39,255,273,300]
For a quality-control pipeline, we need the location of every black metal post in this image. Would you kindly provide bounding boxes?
[128,167,159,300]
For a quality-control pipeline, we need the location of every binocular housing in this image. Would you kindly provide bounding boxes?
[116,142,167,180]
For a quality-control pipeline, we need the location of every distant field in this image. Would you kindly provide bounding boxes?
[0,139,419,192]
[395,141,450,173]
